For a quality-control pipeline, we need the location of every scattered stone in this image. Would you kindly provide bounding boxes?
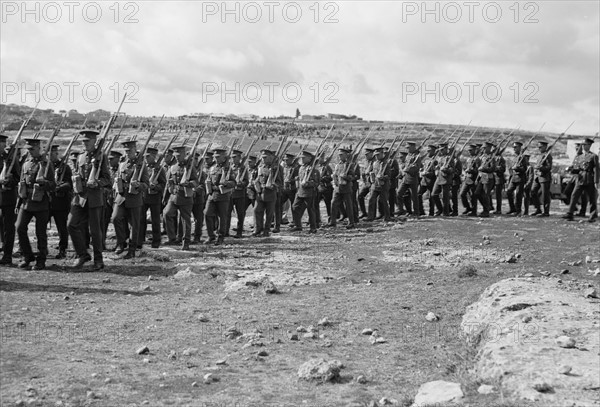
[298,358,343,382]
[215,359,227,365]
[413,380,464,406]
[142,358,150,364]
[141,401,150,405]
[174,267,195,279]
[296,326,307,333]
[532,381,553,393]
[361,328,374,335]
[433,251,442,256]
[196,314,209,322]
[224,326,242,340]
[303,332,317,339]
[477,384,495,394]
[104,378,112,384]
[584,288,599,299]
[139,284,152,292]
[370,336,386,344]
[86,391,98,399]
[257,350,268,357]
[457,264,477,278]
[191,381,198,387]
[504,254,518,264]
[585,256,591,264]
[263,279,278,294]
[356,375,368,384]
[63,296,69,301]
[101,278,110,283]
[379,398,393,405]
[560,269,570,275]
[523,273,534,277]
[558,365,572,375]
[522,315,532,323]
[425,312,439,322]
[288,333,299,341]
[167,350,177,360]
[318,317,331,326]
[203,373,217,384]
[182,348,199,356]
[136,346,150,355]
[555,336,576,348]
[321,340,332,347]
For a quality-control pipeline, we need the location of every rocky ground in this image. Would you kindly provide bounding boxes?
[1,201,599,407]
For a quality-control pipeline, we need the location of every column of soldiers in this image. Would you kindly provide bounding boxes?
[0,129,599,271]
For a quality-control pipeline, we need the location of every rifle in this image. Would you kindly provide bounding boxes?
[41,114,68,179]
[538,121,575,165]
[180,120,214,197]
[406,132,434,167]
[1,101,39,182]
[129,115,164,193]
[236,137,259,184]
[55,131,81,185]
[344,129,373,178]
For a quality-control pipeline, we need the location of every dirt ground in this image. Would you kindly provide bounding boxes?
[1,200,599,407]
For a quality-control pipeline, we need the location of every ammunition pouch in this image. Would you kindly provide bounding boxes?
[31,183,45,202]
[115,178,124,194]
[73,175,84,194]
[114,194,126,206]
[18,181,28,199]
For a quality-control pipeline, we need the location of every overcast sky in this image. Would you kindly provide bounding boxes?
[1,1,598,134]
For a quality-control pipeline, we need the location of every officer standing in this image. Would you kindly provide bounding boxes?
[228,149,249,238]
[253,148,282,237]
[139,143,166,248]
[459,144,480,215]
[367,147,391,221]
[326,147,359,228]
[396,142,421,216]
[506,141,527,216]
[563,138,599,222]
[49,144,73,259]
[531,141,552,217]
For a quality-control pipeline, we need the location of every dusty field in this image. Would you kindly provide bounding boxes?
[1,200,599,407]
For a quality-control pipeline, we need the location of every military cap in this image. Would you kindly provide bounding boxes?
[166,148,174,154]
[109,150,123,159]
[173,145,187,153]
[0,134,8,141]
[79,129,99,141]
[406,141,417,147]
[475,143,483,147]
[364,147,375,153]
[50,144,60,151]
[438,142,448,148]
[24,137,42,148]
[260,147,275,154]
[302,150,315,158]
[205,150,214,156]
[120,136,138,147]
[211,145,227,154]
[284,151,296,158]
[70,151,81,157]
[247,153,258,160]
[398,148,409,155]
[583,137,595,145]
[513,141,523,147]
[427,144,438,150]
[338,147,352,154]
[232,149,243,157]
[146,142,160,154]
[468,144,478,150]
[537,141,548,147]
[574,141,582,146]
[522,153,530,157]
[373,146,385,153]
[484,141,495,148]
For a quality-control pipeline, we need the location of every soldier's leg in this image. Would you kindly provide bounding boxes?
[417,185,426,215]
[306,196,317,231]
[579,189,589,216]
[127,206,142,253]
[396,184,408,214]
[514,182,524,214]
[460,183,472,213]
[291,195,305,229]
[330,191,342,225]
[273,192,281,231]
[264,200,276,235]
[567,184,584,215]
[15,209,35,264]
[162,201,178,242]
[253,199,265,234]
[323,188,333,222]
[192,200,204,240]
[68,205,90,258]
[442,184,451,215]
[431,182,443,215]
[530,181,541,213]
[34,210,50,265]
[367,190,378,220]
[54,210,69,252]
[138,204,148,247]
[487,185,495,211]
[344,192,355,226]
[495,183,503,213]
[542,181,551,215]
[506,181,517,213]
[234,197,246,235]
[586,185,597,219]
[226,197,235,233]
[179,204,193,243]
[352,187,359,223]
[314,191,323,226]
[523,188,531,215]
[204,200,217,239]
[216,200,230,240]
[409,183,419,215]
[380,189,391,221]
[111,205,128,248]
[388,186,396,215]
[358,186,368,217]
[0,207,17,262]
[451,184,459,215]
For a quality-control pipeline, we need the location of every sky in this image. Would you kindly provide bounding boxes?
[1,0,599,135]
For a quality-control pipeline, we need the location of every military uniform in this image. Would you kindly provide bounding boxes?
[190,159,208,241]
[492,154,506,214]
[227,150,249,238]
[387,156,400,215]
[291,151,321,232]
[253,151,283,236]
[418,148,438,216]
[0,134,21,265]
[431,147,455,216]
[357,151,374,218]
[459,147,481,215]
[328,149,360,228]
[315,160,333,226]
[49,146,73,259]
[279,157,299,230]
[138,144,166,248]
[564,138,599,222]
[474,144,496,217]
[450,155,463,216]
[396,145,421,216]
[506,143,527,215]
[368,148,391,221]
[531,142,553,216]
[204,147,236,245]
[15,138,56,270]
[111,138,149,258]
[68,130,112,270]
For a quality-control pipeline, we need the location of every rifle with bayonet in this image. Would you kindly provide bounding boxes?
[41,115,68,179]
[1,102,39,183]
[180,119,214,197]
[537,121,575,167]
[128,115,164,194]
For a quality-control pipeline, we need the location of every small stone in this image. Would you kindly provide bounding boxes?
[505,254,518,264]
[558,365,572,375]
[379,398,393,405]
[533,381,553,393]
[142,358,150,364]
[477,384,495,394]
[63,296,69,300]
[104,378,112,384]
[136,346,150,355]
[413,380,464,405]
[361,328,374,335]
[356,375,368,384]
[196,314,209,322]
[288,333,299,341]
[560,269,570,274]
[215,359,227,365]
[182,348,199,356]
[257,350,269,357]
[298,358,343,382]
[296,326,307,333]
[584,288,599,298]
[303,332,317,339]
[555,336,576,348]
[318,317,331,326]
[102,278,110,283]
[191,381,198,387]
[86,391,97,399]
[91,373,98,378]
[425,312,439,322]
[515,253,522,259]
[263,280,278,294]
[522,315,532,323]
[523,273,534,277]
[140,284,152,292]
[585,256,591,264]
[375,337,387,344]
[142,401,150,405]
[167,350,177,360]
[514,232,518,237]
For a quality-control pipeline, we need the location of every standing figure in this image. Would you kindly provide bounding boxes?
[460,144,481,215]
[531,141,553,217]
[291,150,320,233]
[204,146,236,245]
[563,138,599,222]
[228,149,249,238]
[418,145,438,216]
[253,148,283,237]
[327,148,359,228]
[49,144,73,259]
[396,142,421,216]
[0,134,21,266]
[367,147,391,221]
[139,143,166,248]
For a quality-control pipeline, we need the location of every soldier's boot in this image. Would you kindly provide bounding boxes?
[123,250,136,260]
[55,249,67,259]
[0,256,13,265]
[31,260,45,271]
[181,240,190,251]
[562,212,574,221]
[18,256,35,269]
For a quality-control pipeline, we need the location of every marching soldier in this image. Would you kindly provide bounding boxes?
[49,145,73,259]
[69,130,111,270]
[460,144,480,215]
[563,138,599,222]
[15,137,56,270]
[473,141,496,217]
[280,152,299,229]
[291,150,320,233]
[0,134,21,266]
[315,153,333,227]
[228,149,249,238]
[387,146,400,216]
[253,148,283,237]
[112,137,149,258]
[245,153,259,209]
[563,142,588,216]
[418,145,437,216]
[397,142,421,216]
[164,145,197,250]
[523,154,534,216]
[190,151,208,242]
[450,149,463,216]
[104,150,121,250]
[431,143,454,216]
[506,141,527,215]
[138,143,166,249]
[531,141,552,217]
[326,147,359,228]
[357,147,374,219]
[368,147,391,221]
[492,149,507,214]
[204,146,236,245]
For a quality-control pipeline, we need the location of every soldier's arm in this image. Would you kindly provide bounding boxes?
[138,165,150,192]
[97,154,112,188]
[44,161,56,192]
[223,166,237,188]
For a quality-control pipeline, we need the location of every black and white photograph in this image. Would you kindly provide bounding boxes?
[1,1,599,406]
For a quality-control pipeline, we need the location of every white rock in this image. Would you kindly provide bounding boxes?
[174,267,195,279]
[558,365,572,375]
[318,317,331,326]
[298,358,343,382]
[584,288,598,299]
[555,336,576,348]
[361,328,374,335]
[356,375,368,384]
[425,312,439,322]
[477,384,495,394]
[412,381,464,406]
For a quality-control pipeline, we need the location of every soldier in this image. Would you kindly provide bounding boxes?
[49,145,73,259]
[492,148,507,214]
[450,149,463,216]
[563,138,599,222]
[227,149,249,238]
[104,150,121,250]
[138,143,166,249]
[190,151,208,242]
[280,152,299,229]
[522,154,534,216]
[0,134,21,265]
[459,144,480,215]
[15,137,56,270]
[326,147,359,228]
[431,143,454,216]
[204,146,236,245]
[315,153,333,227]
[367,147,391,221]
[69,130,112,270]
[531,141,552,217]
[357,147,374,219]
[418,145,438,216]
[112,137,149,259]
[387,146,400,216]
[473,141,496,217]
[252,148,282,237]
[563,142,588,216]
[291,150,320,233]
[396,142,421,216]
[164,145,197,250]
[506,141,527,215]
[245,154,259,209]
